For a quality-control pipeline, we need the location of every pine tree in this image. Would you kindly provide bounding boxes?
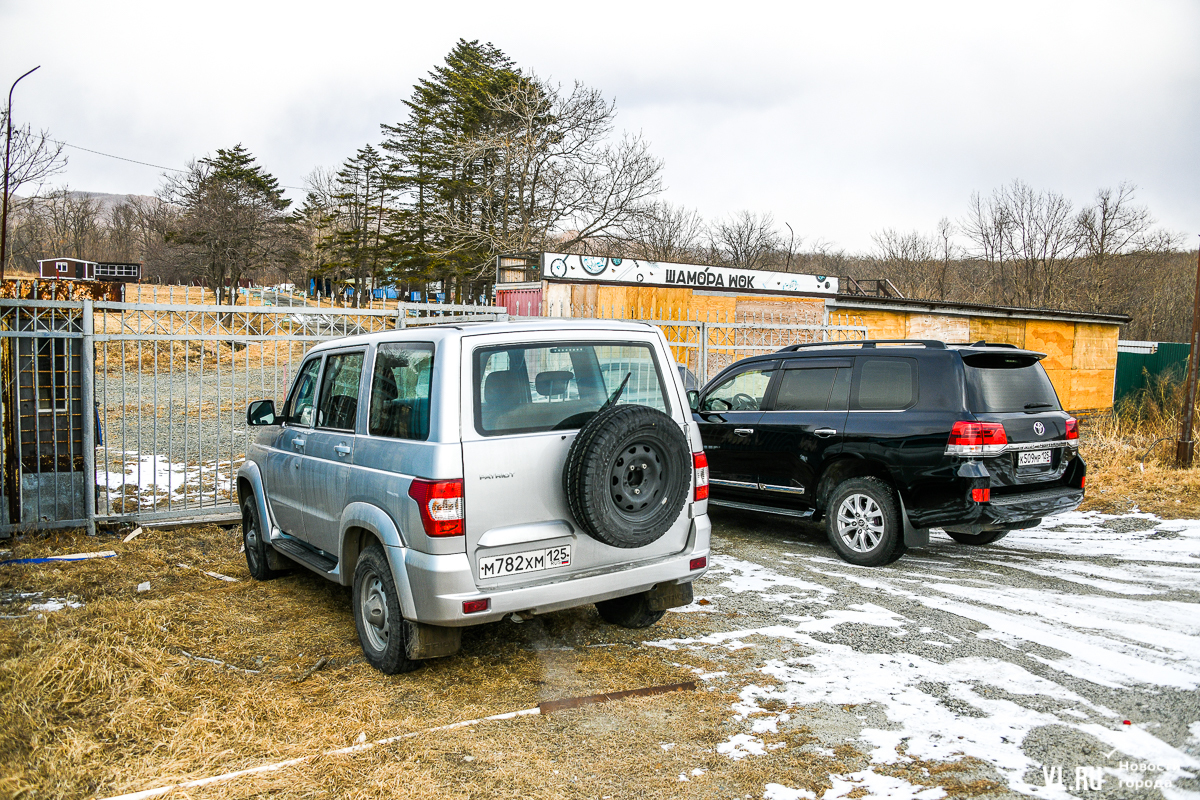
[381,39,523,302]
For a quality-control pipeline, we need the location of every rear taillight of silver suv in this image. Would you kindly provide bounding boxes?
[945,421,1008,456]
[693,452,709,501]
[408,478,464,537]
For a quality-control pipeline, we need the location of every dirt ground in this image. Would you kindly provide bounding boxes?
[0,524,1000,800]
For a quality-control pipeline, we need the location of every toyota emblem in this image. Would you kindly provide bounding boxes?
[1033,421,1045,436]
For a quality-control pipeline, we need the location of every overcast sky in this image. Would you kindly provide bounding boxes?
[3,0,1197,252]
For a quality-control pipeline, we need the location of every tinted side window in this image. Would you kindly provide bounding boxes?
[702,367,775,412]
[369,343,434,440]
[856,358,916,410]
[774,368,837,411]
[316,351,364,430]
[283,357,322,426]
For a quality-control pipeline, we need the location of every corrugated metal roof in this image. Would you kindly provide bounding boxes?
[829,294,1131,324]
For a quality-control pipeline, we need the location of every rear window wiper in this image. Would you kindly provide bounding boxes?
[599,372,632,413]
[1024,402,1053,409]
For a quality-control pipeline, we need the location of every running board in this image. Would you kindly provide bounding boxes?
[707,498,814,519]
[271,535,338,573]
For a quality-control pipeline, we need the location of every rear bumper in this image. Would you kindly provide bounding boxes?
[390,514,712,626]
[983,487,1085,525]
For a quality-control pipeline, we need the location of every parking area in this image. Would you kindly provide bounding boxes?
[2,508,1198,799]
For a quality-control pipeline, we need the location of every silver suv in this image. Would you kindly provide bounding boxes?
[238,320,711,673]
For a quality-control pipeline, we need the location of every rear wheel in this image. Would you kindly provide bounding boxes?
[352,544,420,674]
[242,494,282,580]
[825,477,906,566]
[596,590,665,629]
[946,530,1009,545]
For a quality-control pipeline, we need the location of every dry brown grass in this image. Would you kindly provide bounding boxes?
[0,527,1002,800]
[1077,373,1200,518]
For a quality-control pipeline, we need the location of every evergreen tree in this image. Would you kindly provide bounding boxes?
[162,144,294,305]
[381,39,523,301]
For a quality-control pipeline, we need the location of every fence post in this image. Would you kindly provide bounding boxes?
[699,320,709,385]
[81,299,96,536]
[395,303,405,330]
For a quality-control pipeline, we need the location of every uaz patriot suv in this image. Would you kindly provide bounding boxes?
[690,339,1085,566]
[238,320,711,673]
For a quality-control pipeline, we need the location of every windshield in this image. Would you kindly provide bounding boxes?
[963,354,1061,413]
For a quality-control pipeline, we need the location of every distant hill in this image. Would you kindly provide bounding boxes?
[11,190,159,214]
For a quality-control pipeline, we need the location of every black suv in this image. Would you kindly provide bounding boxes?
[689,339,1086,566]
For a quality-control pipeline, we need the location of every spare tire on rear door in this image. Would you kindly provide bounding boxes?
[563,404,691,549]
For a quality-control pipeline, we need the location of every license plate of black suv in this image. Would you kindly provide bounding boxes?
[1018,450,1051,466]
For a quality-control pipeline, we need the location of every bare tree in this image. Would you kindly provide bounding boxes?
[0,108,66,205]
[617,201,706,262]
[438,75,664,267]
[708,210,780,270]
[1075,182,1156,312]
[960,180,1081,307]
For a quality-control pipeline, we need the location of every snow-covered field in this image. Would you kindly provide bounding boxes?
[660,510,1200,799]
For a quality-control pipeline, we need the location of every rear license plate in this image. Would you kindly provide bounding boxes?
[1018,450,1052,467]
[478,545,571,579]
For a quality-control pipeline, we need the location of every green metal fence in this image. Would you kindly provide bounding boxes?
[1114,342,1191,403]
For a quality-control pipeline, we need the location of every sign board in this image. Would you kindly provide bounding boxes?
[541,253,837,295]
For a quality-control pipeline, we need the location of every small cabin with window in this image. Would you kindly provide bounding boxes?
[38,258,96,281]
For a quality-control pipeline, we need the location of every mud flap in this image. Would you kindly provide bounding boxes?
[647,580,694,612]
[264,545,290,572]
[898,495,930,548]
[404,620,463,660]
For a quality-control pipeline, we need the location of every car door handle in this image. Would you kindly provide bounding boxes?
[334,444,351,457]
[734,428,754,436]
[292,438,306,451]
[814,428,837,438]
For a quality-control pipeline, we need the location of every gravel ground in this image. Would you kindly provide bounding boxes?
[675,507,1200,799]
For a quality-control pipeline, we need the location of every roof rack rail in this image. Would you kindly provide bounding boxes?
[778,339,946,353]
[776,341,865,352]
[966,340,1019,349]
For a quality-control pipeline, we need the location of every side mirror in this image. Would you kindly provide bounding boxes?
[247,399,277,426]
[687,390,700,412]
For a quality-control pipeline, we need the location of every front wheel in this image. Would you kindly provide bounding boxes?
[352,544,420,674]
[825,477,906,566]
[242,494,283,580]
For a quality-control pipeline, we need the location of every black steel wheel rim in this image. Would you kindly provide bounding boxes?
[243,510,262,571]
[609,439,667,516]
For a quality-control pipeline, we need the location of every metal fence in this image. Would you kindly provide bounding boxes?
[0,297,864,534]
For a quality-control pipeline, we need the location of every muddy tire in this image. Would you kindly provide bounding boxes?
[352,544,420,674]
[825,477,906,567]
[563,405,691,549]
[242,494,283,581]
[946,530,1009,545]
[596,590,666,629]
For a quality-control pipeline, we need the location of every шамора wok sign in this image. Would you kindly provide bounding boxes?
[541,253,838,296]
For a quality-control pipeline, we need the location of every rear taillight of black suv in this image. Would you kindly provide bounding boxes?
[945,421,1008,456]
[1065,417,1078,440]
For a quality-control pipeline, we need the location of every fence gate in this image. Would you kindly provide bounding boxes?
[0,300,94,531]
[0,296,864,536]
